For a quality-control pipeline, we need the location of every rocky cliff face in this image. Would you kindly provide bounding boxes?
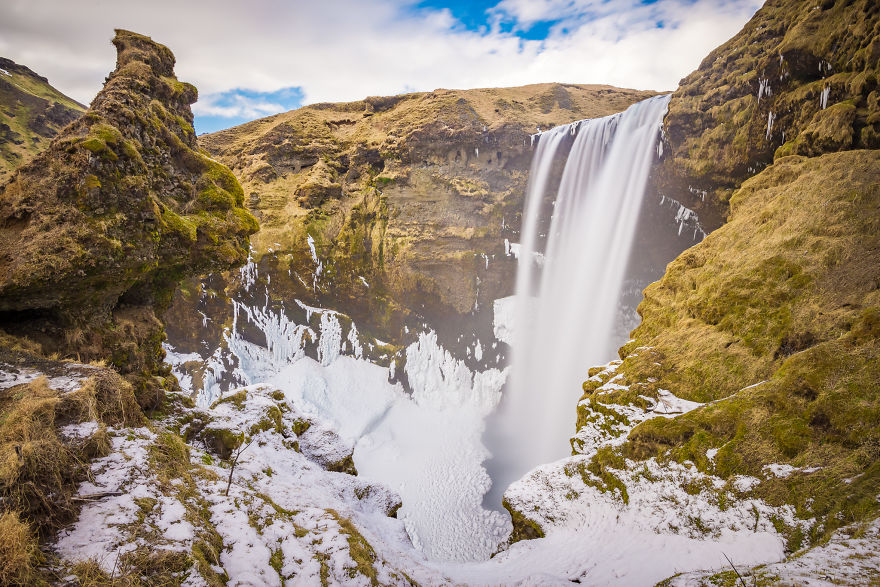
[0,30,257,408]
[0,57,85,184]
[503,0,880,568]
[191,84,656,339]
[655,0,880,230]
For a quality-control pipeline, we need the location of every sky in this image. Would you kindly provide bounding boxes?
[0,0,762,134]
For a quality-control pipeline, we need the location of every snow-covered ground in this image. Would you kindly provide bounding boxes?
[41,279,869,584]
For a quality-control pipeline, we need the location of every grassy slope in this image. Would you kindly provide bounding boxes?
[586,149,879,550]
[0,58,85,184]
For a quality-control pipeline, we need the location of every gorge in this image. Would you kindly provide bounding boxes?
[0,0,879,584]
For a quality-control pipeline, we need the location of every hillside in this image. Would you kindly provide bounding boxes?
[0,0,877,583]
[0,57,85,184]
[191,84,657,333]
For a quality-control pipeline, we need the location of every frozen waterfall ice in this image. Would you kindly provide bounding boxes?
[485,94,672,505]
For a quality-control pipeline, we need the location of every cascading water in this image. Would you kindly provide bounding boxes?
[485,94,671,504]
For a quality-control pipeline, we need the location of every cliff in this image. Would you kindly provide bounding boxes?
[0,30,258,584]
[655,0,880,230]
[0,30,258,409]
[0,57,85,184]
[193,84,656,337]
[505,0,880,576]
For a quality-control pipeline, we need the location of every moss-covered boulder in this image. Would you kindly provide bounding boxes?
[0,30,257,407]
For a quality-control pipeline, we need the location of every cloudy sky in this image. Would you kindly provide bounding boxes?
[0,0,762,133]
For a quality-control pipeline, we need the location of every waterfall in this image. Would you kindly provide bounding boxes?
[485,94,671,505]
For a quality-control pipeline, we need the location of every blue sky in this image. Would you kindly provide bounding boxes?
[0,0,763,134]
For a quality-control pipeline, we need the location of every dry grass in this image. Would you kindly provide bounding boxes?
[0,510,41,585]
[0,361,143,583]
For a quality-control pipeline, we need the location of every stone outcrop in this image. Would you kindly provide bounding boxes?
[0,30,257,408]
[655,0,880,230]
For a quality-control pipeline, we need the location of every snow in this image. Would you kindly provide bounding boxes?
[306,234,322,277]
[60,421,100,440]
[763,463,822,478]
[757,77,771,101]
[55,427,158,570]
[0,361,98,392]
[670,518,880,586]
[650,388,704,414]
[764,463,798,478]
[0,68,10,76]
[492,295,517,345]
[267,332,510,561]
[659,195,706,240]
[732,475,761,492]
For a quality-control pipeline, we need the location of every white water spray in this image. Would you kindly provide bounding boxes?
[486,94,671,500]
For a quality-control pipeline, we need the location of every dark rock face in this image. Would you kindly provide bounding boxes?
[656,0,880,231]
[0,30,257,407]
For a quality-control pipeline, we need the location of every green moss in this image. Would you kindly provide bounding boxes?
[198,183,236,210]
[161,208,198,241]
[329,512,380,585]
[80,137,106,153]
[249,406,285,436]
[90,123,121,146]
[201,427,244,460]
[212,390,247,409]
[292,419,311,437]
[502,497,545,544]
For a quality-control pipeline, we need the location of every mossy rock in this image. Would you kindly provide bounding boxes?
[502,497,545,544]
[200,426,243,461]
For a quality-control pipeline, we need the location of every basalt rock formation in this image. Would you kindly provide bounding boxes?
[0,30,257,408]
[0,57,85,184]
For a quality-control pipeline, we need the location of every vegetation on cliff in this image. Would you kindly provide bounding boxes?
[0,31,256,583]
[195,84,656,337]
[0,30,257,408]
[656,0,880,230]
[526,0,880,576]
[0,57,85,184]
[586,150,879,547]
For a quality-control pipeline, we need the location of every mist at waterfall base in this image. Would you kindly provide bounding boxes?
[483,94,673,507]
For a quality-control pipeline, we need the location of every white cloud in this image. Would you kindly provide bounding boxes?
[0,0,763,114]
